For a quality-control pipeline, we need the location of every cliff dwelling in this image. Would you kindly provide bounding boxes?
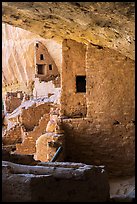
[2,2,135,202]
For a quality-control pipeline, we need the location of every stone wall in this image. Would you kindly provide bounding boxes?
[86,44,135,124]
[60,40,135,176]
[4,92,25,113]
[2,123,22,145]
[33,79,61,102]
[62,117,134,176]
[16,113,50,154]
[60,39,87,117]
[20,103,51,131]
[35,41,60,82]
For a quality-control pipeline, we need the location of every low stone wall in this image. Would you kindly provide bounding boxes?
[2,124,22,145]
[4,95,22,113]
[16,113,50,154]
[2,161,110,202]
[62,118,135,176]
[20,102,51,131]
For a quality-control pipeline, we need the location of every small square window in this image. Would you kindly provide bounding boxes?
[40,54,44,60]
[37,64,45,75]
[49,64,52,70]
[76,76,86,93]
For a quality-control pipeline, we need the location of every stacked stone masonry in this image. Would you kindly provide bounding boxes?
[2,123,22,145]
[62,118,135,176]
[20,103,51,131]
[60,39,135,176]
[16,113,50,154]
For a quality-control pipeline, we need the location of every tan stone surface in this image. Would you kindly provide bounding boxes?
[46,114,58,132]
[86,44,135,124]
[62,118,135,176]
[2,123,22,145]
[20,102,50,131]
[60,39,87,117]
[4,93,23,113]
[35,41,59,82]
[16,113,50,155]
[2,2,135,60]
[35,112,64,162]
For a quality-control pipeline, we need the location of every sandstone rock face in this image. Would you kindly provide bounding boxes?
[2,161,110,202]
[2,2,135,60]
[2,23,62,99]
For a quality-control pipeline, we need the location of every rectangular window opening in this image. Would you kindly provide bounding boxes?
[76,76,86,93]
[49,64,52,70]
[37,64,45,75]
[40,54,44,60]
[36,43,39,48]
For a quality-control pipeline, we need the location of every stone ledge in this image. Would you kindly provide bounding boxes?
[2,160,110,202]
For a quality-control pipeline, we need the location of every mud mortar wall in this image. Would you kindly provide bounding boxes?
[86,44,135,123]
[20,103,51,131]
[61,41,135,176]
[62,118,135,176]
[60,39,87,117]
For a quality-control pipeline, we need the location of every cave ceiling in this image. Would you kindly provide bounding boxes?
[2,2,135,60]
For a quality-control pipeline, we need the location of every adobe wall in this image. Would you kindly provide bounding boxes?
[4,92,25,113]
[35,41,59,80]
[60,39,87,117]
[20,103,51,131]
[62,118,135,176]
[33,79,61,102]
[16,113,50,155]
[2,124,22,145]
[60,40,135,176]
[86,44,135,124]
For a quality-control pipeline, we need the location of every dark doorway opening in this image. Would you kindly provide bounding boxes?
[76,76,86,93]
